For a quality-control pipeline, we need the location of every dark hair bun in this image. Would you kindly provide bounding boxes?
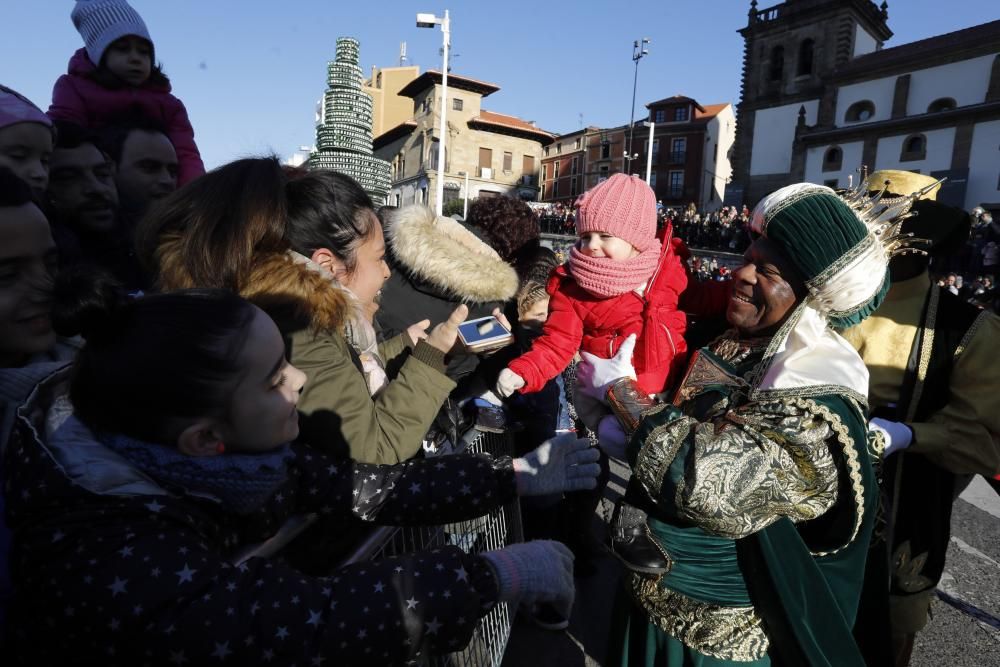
[52,265,128,340]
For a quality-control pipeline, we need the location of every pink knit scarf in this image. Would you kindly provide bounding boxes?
[568,242,661,298]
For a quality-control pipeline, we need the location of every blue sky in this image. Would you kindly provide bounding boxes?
[3,1,996,169]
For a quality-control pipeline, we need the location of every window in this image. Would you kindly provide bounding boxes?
[599,165,609,182]
[478,147,493,177]
[900,134,926,162]
[649,172,657,188]
[420,186,428,203]
[453,98,463,111]
[927,98,956,113]
[554,161,560,179]
[674,107,689,122]
[544,146,550,156]
[542,164,548,181]
[503,151,513,173]
[556,143,562,154]
[654,109,666,123]
[845,101,875,123]
[668,170,684,198]
[600,141,611,159]
[553,180,559,198]
[650,139,659,158]
[571,177,578,197]
[574,138,581,150]
[443,184,460,204]
[797,39,814,76]
[523,155,535,175]
[572,157,578,175]
[769,46,785,82]
[822,146,842,172]
[671,137,686,161]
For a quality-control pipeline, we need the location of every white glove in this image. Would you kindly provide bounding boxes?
[574,334,638,404]
[481,540,574,617]
[496,368,526,398]
[596,414,628,461]
[513,432,601,496]
[869,417,913,458]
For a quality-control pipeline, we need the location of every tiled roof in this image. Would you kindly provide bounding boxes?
[646,95,706,112]
[836,19,1000,78]
[469,110,555,143]
[695,103,730,120]
[397,70,501,98]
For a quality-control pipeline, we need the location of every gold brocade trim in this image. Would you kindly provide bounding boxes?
[954,310,988,360]
[753,383,869,412]
[628,573,769,661]
[634,417,693,501]
[904,286,938,423]
[787,397,867,557]
[805,235,875,292]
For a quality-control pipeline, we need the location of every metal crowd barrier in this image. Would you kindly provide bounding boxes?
[339,413,523,667]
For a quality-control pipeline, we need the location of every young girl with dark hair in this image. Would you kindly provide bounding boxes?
[48,0,204,185]
[3,286,600,665]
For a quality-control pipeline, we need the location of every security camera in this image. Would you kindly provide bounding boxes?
[416,13,439,27]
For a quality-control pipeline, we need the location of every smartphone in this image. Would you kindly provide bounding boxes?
[457,315,513,354]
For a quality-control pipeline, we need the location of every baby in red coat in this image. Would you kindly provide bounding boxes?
[496,174,689,428]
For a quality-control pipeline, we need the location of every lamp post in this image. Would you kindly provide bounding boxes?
[416,10,450,216]
[458,170,470,219]
[626,37,650,175]
[643,121,655,185]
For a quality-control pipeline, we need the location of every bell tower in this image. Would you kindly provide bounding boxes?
[730,0,892,205]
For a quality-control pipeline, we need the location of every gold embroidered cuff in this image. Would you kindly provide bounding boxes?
[607,377,656,434]
[633,418,691,500]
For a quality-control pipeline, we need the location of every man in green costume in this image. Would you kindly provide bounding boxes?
[578,181,924,665]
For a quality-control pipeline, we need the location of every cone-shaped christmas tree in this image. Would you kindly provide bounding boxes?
[309,37,391,204]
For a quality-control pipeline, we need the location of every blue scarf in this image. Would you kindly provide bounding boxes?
[98,432,294,515]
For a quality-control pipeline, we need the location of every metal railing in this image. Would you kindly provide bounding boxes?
[338,414,523,667]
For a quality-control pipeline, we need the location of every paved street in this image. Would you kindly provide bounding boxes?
[503,464,1000,666]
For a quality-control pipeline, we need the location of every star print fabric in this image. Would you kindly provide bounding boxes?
[3,371,516,665]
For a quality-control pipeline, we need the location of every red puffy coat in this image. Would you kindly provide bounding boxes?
[48,49,205,186]
[509,232,689,396]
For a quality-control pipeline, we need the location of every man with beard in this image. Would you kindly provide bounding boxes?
[98,116,178,227]
[45,121,148,291]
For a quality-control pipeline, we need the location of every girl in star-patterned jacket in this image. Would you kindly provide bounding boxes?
[2,286,601,665]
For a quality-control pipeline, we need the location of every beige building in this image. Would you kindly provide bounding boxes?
[363,65,420,139]
[373,70,554,209]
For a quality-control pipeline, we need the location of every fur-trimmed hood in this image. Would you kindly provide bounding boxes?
[387,205,519,304]
[155,232,351,333]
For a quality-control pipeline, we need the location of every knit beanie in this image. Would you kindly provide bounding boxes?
[0,85,51,131]
[575,174,658,252]
[71,0,152,66]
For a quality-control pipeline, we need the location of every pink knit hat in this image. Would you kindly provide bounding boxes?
[575,174,657,252]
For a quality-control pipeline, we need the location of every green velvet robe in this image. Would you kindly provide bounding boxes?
[609,341,879,666]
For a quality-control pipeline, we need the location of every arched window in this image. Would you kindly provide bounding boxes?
[822,146,843,172]
[769,46,785,82]
[927,97,957,113]
[900,134,927,162]
[797,39,815,76]
[845,100,876,123]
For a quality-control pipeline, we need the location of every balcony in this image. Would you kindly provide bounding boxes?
[667,151,686,163]
[480,167,493,179]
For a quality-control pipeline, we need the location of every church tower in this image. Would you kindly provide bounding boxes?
[730,0,892,205]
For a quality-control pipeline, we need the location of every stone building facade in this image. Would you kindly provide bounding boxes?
[731,0,1000,212]
[373,71,552,209]
[363,65,419,139]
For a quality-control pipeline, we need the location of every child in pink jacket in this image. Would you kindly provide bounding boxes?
[49,0,205,185]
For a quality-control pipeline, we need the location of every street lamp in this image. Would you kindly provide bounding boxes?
[626,37,650,175]
[416,10,451,216]
[458,170,470,219]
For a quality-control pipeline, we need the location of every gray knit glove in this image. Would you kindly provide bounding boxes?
[512,432,600,496]
[481,540,575,617]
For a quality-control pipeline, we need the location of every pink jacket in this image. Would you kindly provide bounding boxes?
[48,49,205,186]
